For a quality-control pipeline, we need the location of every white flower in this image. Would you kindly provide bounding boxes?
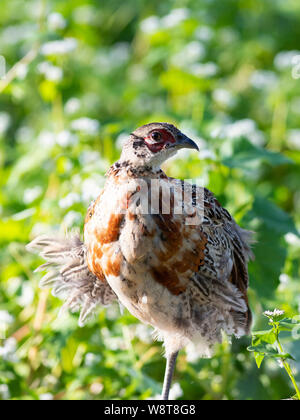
[212,89,236,108]
[279,274,290,284]
[291,54,300,66]
[214,119,265,146]
[81,177,102,203]
[110,43,130,64]
[5,277,21,297]
[12,208,35,221]
[79,151,101,165]
[190,62,218,77]
[38,61,63,82]
[40,393,54,400]
[23,186,42,204]
[16,63,28,80]
[169,383,183,400]
[288,129,300,150]
[161,8,189,28]
[285,232,300,247]
[2,23,35,45]
[147,394,161,400]
[0,55,6,79]
[71,117,100,135]
[47,12,66,31]
[0,337,18,362]
[274,50,300,70]
[199,149,216,160]
[56,130,78,147]
[195,26,213,42]
[0,310,14,325]
[186,341,200,363]
[38,130,56,148]
[116,132,129,150]
[171,42,206,67]
[135,324,153,344]
[0,112,11,135]
[263,309,285,318]
[17,283,34,307]
[250,70,278,90]
[59,192,80,209]
[184,41,206,61]
[16,126,33,143]
[94,43,130,73]
[0,384,10,400]
[90,382,103,395]
[41,38,77,56]
[85,352,101,367]
[292,55,300,79]
[65,97,81,114]
[140,16,160,34]
[63,210,82,228]
[228,119,256,138]
[103,335,125,351]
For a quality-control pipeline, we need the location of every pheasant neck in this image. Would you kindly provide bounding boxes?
[107,160,166,179]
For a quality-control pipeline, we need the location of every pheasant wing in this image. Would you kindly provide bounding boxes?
[27,234,117,326]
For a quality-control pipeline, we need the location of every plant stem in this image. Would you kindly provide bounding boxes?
[276,328,300,400]
[282,360,300,400]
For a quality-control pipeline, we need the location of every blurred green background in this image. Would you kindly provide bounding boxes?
[1,0,300,400]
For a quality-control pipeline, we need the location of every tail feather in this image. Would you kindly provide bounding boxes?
[27,234,116,326]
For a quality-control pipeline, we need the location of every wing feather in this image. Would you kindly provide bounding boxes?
[27,234,116,326]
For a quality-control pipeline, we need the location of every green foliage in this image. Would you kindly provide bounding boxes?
[0,0,300,400]
[248,311,300,399]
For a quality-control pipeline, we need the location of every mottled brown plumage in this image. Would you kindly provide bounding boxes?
[27,122,253,400]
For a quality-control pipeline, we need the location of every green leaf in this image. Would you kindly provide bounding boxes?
[243,196,297,298]
[248,344,295,361]
[254,352,265,368]
[221,137,292,170]
[252,330,277,345]
[61,337,78,373]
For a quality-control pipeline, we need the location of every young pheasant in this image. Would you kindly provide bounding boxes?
[27,122,253,400]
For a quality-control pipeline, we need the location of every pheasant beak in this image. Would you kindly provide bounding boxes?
[175,133,199,151]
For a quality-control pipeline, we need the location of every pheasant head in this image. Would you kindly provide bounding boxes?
[119,122,199,170]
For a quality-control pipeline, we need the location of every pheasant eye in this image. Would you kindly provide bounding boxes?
[151,131,162,142]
